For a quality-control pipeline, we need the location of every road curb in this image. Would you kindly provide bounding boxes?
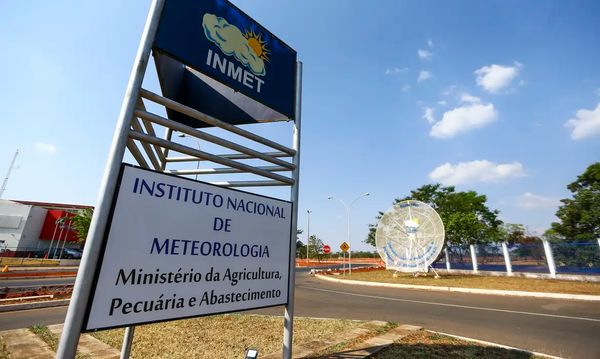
[0,299,70,312]
[0,275,77,280]
[315,274,600,301]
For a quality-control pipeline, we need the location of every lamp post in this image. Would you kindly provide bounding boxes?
[306,210,312,262]
[177,133,200,180]
[328,192,369,275]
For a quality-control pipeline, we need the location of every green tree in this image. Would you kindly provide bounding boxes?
[547,162,600,268]
[296,240,306,258]
[365,184,502,248]
[307,234,324,259]
[550,162,600,241]
[499,223,526,246]
[70,208,94,244]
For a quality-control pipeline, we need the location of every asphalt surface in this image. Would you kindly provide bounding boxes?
[0,277,75,288]
[1,271,599,358]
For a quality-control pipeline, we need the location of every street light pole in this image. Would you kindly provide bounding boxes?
[306,210,312,262]
[177,133,201,180]
[328,193,369,275]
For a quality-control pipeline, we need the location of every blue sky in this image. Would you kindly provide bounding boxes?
[1,0,599,251]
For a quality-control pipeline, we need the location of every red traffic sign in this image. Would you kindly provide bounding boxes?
[322,245,331,254]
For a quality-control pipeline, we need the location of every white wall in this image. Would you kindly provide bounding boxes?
[0,200,31,249]
[19,206,48,250]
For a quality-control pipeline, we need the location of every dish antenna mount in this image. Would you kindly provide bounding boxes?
[375,200,445,275]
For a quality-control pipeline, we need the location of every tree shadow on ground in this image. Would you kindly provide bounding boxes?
[372,342,536,358]
[306,342,537,359]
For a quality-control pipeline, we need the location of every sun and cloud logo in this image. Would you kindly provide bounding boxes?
[202,13,269,76]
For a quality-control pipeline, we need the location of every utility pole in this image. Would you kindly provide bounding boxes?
[0,149,19,199]
[306,210,312,261]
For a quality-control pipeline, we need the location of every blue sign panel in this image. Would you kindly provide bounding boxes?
[153,0,296,120]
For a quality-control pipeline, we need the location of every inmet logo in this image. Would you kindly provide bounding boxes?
[203,13,268,93]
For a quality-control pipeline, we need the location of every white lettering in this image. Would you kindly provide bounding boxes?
[206,50,265,94]
[206,49,213,66]
[227,62,242,82]
[212,52,227,73]
[255,77,264,93]
[243,70,254,89]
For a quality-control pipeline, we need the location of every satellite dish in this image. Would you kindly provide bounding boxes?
[375,200,445,273]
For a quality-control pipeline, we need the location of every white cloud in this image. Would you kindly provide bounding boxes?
[595,88,600,96]
[429,160,525,185]
[203,13,265,76]
[430,102,497,138]
[516,192,559,209]
[427,39,434,47]
[401,85,411,92]
[565,102,600,140]
[422,107,435,124]
[474,62,522,93]
[437,100,447,106]
[385,67,408,75]
[418,70,433,82]
[35,142,57,154]
[417,49,432,60]
[460,93,481,104]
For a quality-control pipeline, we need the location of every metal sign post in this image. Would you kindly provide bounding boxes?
[57,1,301,358]
[56,1,166,357]
[340,242,349,276]
[282,61,301,359]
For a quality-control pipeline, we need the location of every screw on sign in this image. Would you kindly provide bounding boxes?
[340,242,350,253]
[322,245,331,254]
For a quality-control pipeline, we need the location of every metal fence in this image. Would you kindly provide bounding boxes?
[508,242,549,274]
[434,240,600,277]
[551,242,600,274]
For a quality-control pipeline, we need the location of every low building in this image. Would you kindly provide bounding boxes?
[0,199,92,257]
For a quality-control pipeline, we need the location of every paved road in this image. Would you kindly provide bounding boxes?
[1,272,599,358]
[282,274,600,359]
[0,264,362,288]
[0,277,75,288]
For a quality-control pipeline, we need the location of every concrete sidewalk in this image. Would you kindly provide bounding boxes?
[0,324,119,359]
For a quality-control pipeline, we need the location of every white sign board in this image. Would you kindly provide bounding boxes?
[83,165,292,331]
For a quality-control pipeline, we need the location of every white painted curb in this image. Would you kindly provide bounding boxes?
[315,274,600,301]
[0,299,70,312]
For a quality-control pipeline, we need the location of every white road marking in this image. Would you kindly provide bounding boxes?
[299,286,600,323]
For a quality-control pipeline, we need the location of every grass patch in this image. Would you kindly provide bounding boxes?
[29,324,57,350]
[0,337,9,359]
[338,270,600,295]
[29,325,90,359]
[372,330,541,359]
[91,314,366,359]
[0,258,60,267]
